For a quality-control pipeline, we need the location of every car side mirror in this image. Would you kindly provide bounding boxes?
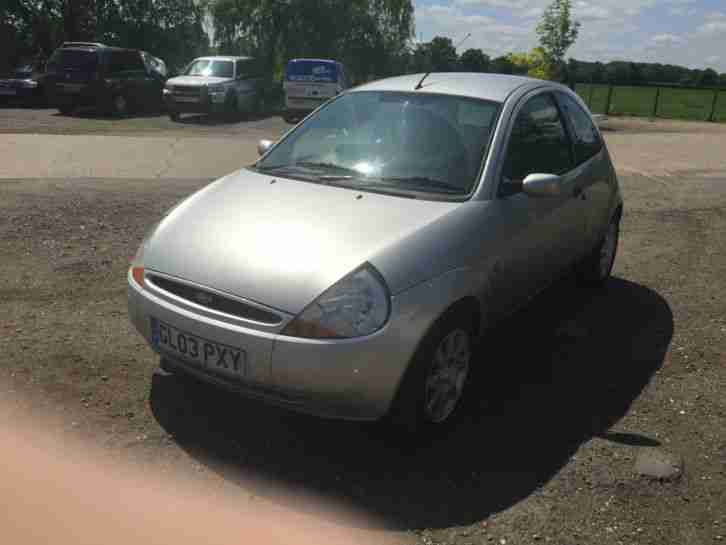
[257,139,273,156]
[522,173,563,197]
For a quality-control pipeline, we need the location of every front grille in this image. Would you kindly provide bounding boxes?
[148,275,282,325]
[171,85,202,97]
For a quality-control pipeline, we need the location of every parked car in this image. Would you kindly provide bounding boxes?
[283,58,350,123]
[163,56,265,121]
[0,63,46,106]
[45,43,167,116]
[128,73,622,433]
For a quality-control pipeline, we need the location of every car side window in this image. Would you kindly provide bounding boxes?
[108,51,144,74]
[236,59,260,79]
[500,93,573,196]
[557,92,602,165]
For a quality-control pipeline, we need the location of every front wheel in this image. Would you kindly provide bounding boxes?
[578,213,620,287]
[110,93,130,117]
[224,92,239,121]
[386,309,475,435]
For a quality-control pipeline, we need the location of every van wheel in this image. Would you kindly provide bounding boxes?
[386,307,476,436]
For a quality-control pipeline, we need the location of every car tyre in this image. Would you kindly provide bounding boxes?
[224,92,239,121]
[578,212,621,288]
[110,93,130,117]
[385,307,476,437]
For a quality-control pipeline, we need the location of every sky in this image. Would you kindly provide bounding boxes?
[413,0,726,72]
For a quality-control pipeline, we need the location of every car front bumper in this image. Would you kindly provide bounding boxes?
[127,271,429,421]
[164,90,228,114]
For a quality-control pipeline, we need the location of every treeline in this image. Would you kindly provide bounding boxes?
[3,0,725,89]
[402,37,726,89]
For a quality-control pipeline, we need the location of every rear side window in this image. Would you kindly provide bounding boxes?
[235,59,259,79]
[557,93,602,165]
[48,49,98,71]
[501,94,573,184]
[107,51,145,74]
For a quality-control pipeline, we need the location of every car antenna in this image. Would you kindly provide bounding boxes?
[415,32,471,90]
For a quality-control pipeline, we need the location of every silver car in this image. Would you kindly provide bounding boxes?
[128,73,622,431]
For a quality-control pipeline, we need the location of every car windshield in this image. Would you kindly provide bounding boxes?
[184,60,233,78]
[256,91,501,197]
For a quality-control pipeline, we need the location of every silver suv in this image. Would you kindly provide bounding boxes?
[164,56,264,121]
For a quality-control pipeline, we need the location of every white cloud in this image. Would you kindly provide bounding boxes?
[651,33,686,45]
[414,0,726,71]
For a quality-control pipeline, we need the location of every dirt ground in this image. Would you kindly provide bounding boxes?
[1,108,725,544]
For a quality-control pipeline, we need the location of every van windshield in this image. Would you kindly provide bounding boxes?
[285,60,338,83]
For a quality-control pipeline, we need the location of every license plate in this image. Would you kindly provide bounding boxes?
[174,96,198,103]
[0,88,16,95]
[60,83,84,93]
[151,318,246,379]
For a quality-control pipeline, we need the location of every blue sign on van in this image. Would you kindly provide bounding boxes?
[285,59,338,83]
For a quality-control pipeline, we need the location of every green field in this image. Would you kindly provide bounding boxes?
[575,83,725,122]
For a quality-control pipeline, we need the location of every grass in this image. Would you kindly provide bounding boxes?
[575,83,725,122]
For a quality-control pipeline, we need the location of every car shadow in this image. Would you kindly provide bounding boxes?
[52,106,165,119]
[149,276,673,530]
[173,111,280,125]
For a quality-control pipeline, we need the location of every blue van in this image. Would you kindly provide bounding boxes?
[283,59,350,123]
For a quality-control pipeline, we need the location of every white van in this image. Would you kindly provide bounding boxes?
[283,58,350,123]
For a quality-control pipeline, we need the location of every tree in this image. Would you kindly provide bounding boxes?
[490,55,515,75]
[536,0,580,80]
[505,48,555,80]
[459,48,489,72]
[699,68,719,87]
[210,0,415,82]
[426,36,458,72]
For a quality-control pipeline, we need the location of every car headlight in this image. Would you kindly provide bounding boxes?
[281,265,390,339]
[21,79,38,88]
[208,85,224,94]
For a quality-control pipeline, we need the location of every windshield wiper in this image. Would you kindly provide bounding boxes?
[376,176,464,194]
[294,161,362,176]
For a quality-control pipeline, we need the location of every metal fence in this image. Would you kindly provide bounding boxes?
[574,83,726,123]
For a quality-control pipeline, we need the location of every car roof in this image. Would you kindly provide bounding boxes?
[194,56,254,62]
[351,73,567,103]
[287,58,339,64]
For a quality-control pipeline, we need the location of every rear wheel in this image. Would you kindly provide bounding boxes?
[386,308,476,435]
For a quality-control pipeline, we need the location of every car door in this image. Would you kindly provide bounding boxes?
[485,91,585,314]
[235,59,261,110]
[126,51,160,110]
[555,91,613,254]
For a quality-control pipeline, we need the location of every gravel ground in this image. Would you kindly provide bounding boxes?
[0,110,725,544]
